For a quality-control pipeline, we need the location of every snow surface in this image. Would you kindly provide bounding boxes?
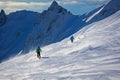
[0,10,120,80]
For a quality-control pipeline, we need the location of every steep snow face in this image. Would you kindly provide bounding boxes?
[0,10,39,62]
[0,9,7,27]
[86,0,120,23]
[0,10,120,80]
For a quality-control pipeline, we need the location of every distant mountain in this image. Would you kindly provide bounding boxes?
[0,9,7,27]
[0,10,39,62]
[86,0,120,23]
[23,1,77,53]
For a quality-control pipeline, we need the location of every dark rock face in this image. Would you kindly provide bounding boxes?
[0,9,7,27]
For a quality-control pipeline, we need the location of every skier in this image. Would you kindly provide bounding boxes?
[70,36,74,43]
[36,46,42,59]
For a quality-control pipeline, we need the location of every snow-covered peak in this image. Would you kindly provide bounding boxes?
[48,1,68,14]
[50,0,58,8]
[48,1,59,10]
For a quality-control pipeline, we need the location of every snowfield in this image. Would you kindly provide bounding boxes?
[0,10,120,80]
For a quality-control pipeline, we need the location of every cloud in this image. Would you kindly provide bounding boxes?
[0,0,108,7]
[5,7,21,13]
[62,1,78,4]
[0,1,51,7]
[0,1,52,14]
[85,0,107,2]
[57,0,107,5]
[57,0,83,5]
[59,1,79,5]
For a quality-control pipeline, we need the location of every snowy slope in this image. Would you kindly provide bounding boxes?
[0,9,120,80]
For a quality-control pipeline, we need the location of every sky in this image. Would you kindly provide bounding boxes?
[0,0,110,15]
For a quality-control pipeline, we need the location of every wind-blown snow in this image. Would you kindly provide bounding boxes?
[0,10,120,80]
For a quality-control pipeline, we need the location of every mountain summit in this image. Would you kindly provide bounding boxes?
[48,1,67,13]
[49,0,58,8]
[48,1,60,10]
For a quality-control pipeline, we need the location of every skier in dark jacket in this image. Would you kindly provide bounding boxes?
[36,46,42,59]
[70,36,74,43]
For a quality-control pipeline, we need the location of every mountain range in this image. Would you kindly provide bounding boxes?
[0,0,120,63]
[0,0,120,80]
